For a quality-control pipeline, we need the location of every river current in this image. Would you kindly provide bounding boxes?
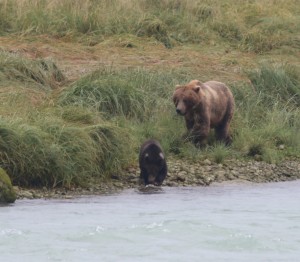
[1,180,300,262]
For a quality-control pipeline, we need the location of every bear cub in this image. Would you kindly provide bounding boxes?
[139,139,167,186]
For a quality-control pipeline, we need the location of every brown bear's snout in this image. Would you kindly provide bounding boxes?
[176,108,183,115]
[173,95,186,115]
[175,105,186,115]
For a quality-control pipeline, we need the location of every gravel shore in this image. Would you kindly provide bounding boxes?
[14,157,300,200]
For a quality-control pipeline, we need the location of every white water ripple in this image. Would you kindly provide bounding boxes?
[0,228,23,236]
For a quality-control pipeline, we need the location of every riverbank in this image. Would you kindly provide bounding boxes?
[1,1,300,201]
[14,157,300,199]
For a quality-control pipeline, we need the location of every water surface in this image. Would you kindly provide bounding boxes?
[1,181,300,262]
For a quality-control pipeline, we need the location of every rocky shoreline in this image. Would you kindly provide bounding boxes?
[14,157,300,200]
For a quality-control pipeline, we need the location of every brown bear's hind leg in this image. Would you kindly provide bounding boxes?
[215,123,232,145]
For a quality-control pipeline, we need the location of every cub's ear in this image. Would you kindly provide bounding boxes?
[193,85,201,93]
[175,85,182,90]
[159,152,165,160]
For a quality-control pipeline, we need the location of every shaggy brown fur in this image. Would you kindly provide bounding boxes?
[172,80,234,146]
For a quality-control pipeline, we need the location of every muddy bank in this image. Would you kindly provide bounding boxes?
[14,157,300,199]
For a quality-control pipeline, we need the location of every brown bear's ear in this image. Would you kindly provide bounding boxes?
[175,85,182,90]
[193,85,201,93]
[189,80,202,86]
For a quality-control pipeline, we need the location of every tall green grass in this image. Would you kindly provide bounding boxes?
[0,54,299,188]
[231,63,300,162]
[1,0,299,52]
[0,50,65,90]
[58,67,190,120]
[0,115,132,188]
[248,64,300,106]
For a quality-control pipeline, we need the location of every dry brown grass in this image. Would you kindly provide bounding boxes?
[0,35,255,84]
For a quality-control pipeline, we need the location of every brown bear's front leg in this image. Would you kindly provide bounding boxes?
[184,115,194,130]
[181,115,195,141]
[191,115,210,147]
[191,126,210,146]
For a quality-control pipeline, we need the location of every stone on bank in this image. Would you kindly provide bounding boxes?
[0,168,17,203]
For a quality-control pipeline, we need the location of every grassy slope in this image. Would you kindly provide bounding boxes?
[0,0,299,188]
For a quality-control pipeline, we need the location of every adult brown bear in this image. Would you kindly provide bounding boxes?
[172,80,234,146]
[139,139,167,186]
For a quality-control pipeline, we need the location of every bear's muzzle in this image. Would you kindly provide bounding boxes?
[176,108,186,116]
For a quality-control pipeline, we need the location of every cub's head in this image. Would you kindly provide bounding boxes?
[172,80,203,116]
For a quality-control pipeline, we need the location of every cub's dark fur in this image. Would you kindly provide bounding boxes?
[139,139,167,186]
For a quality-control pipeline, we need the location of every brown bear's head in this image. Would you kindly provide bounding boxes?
[172,80,203,116]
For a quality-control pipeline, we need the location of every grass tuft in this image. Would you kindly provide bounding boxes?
[58,69,149,120]
[0,117,132,188]
[0,50,65,90]
[210,143,230,164]
[247,63,300,106]
[58,67,187,120]
[136,16,172,48]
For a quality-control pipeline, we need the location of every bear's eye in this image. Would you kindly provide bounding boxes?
[183,98,193,106]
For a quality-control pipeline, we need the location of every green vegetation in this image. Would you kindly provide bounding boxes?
[0,167,16,203]
[0,0,299,188]
[0,50,65,90]
[230,65,300,162]
[0,0,299,52]
[0,117,132,188]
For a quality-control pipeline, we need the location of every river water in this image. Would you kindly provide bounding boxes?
[1,181,300,262]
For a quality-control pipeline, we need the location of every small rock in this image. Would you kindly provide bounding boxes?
[64,195,73,199]
[166,181,178,187]
[202,175,213,185]
[21,190,33,199]
[205,166,213,172]
[13,186,20,192]
[203,159,212,165]
[33,193,42,199]
[128,167,136,173]
[230,170,239,177]
[215,170,226,179]
[113,182,124,188]
[254,154,263,161]
[175,171,187,182]
[226,173,235,180]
